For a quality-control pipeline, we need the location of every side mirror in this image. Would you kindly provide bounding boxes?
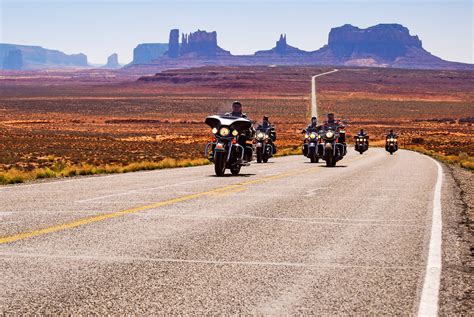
[301,129,306,134]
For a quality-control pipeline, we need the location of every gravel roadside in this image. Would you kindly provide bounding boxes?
[439,165,473,315]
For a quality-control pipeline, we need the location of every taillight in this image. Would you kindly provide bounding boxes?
[232,138,237,144]
[211,137,216,142]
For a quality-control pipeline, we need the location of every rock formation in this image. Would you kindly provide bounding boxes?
[255,34,310,56]
[2,49,23,70]
[132,43,168,64]
[309,23,472,69]
[0,44,88,70]
[168,29,180,58]
[162,29,231,58]
[104,53,120,68]
[326,24,422,61]
[128,24,473,71]
[180,30,229,57]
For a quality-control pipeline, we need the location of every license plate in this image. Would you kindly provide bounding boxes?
[216,143,224,149]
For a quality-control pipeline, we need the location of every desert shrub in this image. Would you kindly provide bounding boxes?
[0,156,212,185]
[34,168,56,179]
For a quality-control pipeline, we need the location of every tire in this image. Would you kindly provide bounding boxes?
[325,155,336,167]
[359,150,363,155]
[263,157,268,163]
[214,152,226,176]
[256,148,263,163]
[309,149,317,163]
[230,165,241,175]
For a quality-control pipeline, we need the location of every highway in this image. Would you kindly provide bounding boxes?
[0,148,454,314]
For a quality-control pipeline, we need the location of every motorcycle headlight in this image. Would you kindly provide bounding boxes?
[304,133,309,139]
[309,132,317,139]
[211,127,218,134]
[219,127,230,136]
[325,131,334,139]
[256,132,265,140]
[264,134,269,139]
[390,138,395,142]
[231,130,238,136]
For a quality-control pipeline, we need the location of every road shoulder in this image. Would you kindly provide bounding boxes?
[439,164,473,315]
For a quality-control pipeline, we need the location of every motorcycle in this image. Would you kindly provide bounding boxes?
[204,114,254,176]
[302,128,320,163]
[254,127,275,163]
[354,135,368,154]
[317,127,347,167]
[385,136,398,155]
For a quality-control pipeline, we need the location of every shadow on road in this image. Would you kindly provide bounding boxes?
[208,173,256,178]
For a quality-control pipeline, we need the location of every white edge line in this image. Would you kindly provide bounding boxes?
[418,157,443,316]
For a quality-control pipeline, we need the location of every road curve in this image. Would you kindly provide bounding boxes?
[0,148,448,314]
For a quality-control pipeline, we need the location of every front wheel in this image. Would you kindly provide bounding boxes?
[256,147,263,163]
[214,152,226,176]
[326,156,336,167]
[230,165,241,175]
[263,157,268,163]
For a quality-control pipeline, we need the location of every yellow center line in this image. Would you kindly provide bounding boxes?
[0,166,322,245]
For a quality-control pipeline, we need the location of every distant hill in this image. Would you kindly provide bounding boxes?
[0,44,88,70]
[310,24,472,70]
[128,24,473,72]
[130,43,168,65]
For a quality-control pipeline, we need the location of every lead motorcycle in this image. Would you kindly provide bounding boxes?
[354,135,369,154]
[317,127,346,167]
[205,115,254,176]
[254,126,275,163]
[385,136,398,155]
[302,128,320,163]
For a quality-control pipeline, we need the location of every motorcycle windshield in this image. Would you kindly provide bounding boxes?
[205,115,252,131]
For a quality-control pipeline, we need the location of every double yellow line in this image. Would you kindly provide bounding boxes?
[0,166,321,245]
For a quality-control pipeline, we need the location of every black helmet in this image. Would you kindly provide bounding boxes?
[263,116,269,121]
[232,101,242,107]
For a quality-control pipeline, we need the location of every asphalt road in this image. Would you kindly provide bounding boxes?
[0,148,452,314]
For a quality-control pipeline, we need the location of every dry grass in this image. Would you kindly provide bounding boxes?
[0,158,210,185]
[406,146,474,171]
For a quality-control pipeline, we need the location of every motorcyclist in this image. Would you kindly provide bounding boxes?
[386,129,397,139]
[226,101,248,118]
[259,116,276,141]
[257,116,277,154]
[356,129,369,145]
[323,113,346,144]
[225,101,252,161]
[306,116,318,131]
[385,129,398,151]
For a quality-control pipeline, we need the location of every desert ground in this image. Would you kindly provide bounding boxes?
[0,66,472,180]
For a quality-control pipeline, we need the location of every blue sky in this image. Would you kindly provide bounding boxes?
[1,0,472,64]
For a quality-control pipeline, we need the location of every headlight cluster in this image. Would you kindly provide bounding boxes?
[309,132,317,139]
[212,127,238,137]
[256,132,265,140]
[325,131,334,139]
[219,127,230,136]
